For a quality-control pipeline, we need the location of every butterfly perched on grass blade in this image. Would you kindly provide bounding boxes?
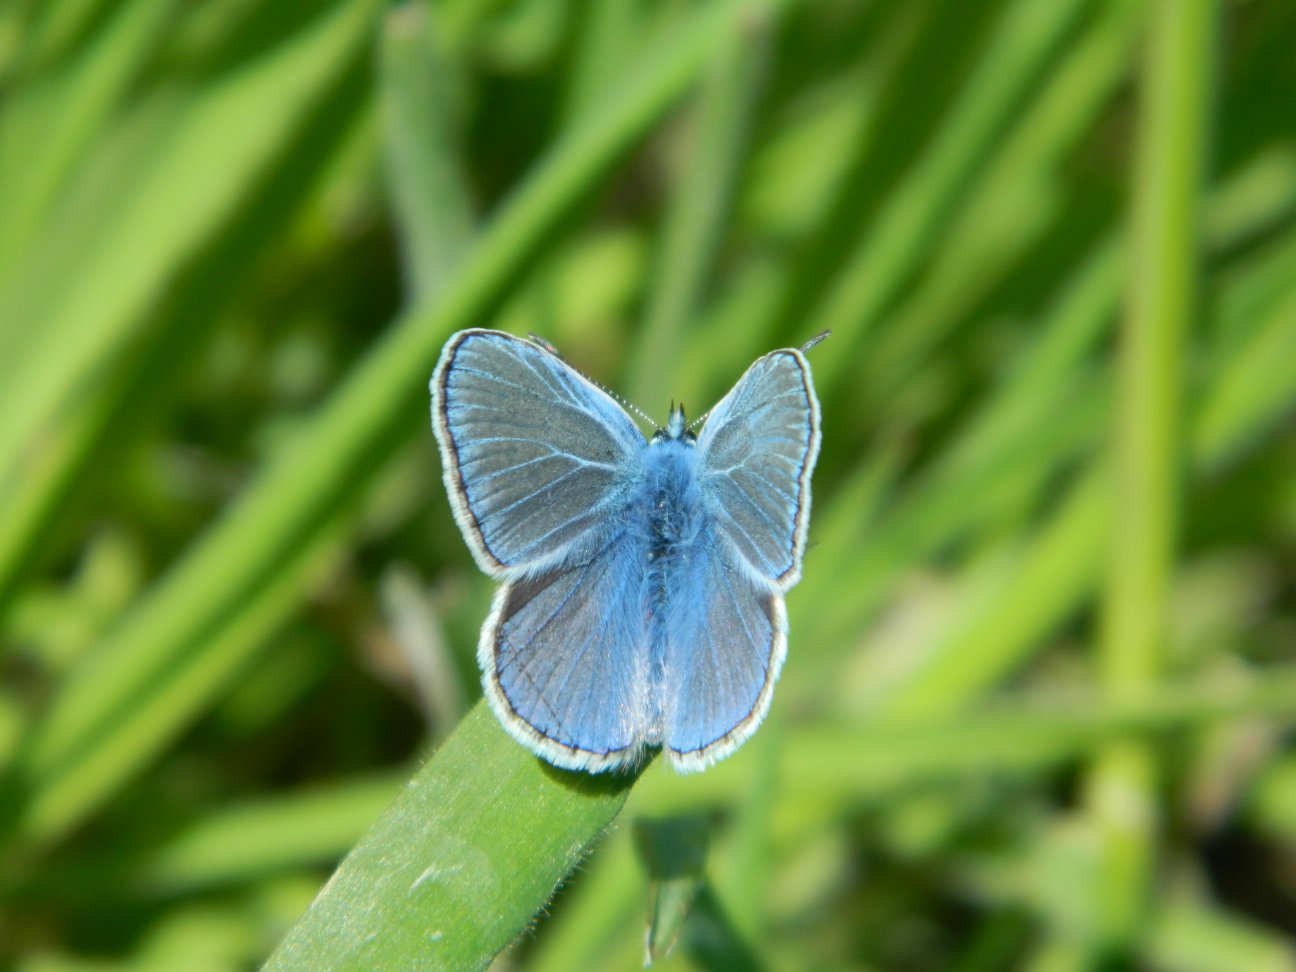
[431,329,822,773]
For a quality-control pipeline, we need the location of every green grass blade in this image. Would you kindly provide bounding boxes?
[0,0,381,492]
[0,51,372,610]
[136,774,401,896]
[793,148,1296,692]
[792,244,1119,669]
[634,814,711,963]
[1085,0,1218,954]
[809,0,1090,387]
[7,0,114,71]
[526,824,644,972]
[1146,898,1296,972]
[1246,753,1296,845]
[639,663,1296,807]
[0,0,172,272]
[559,0,642,120]
[1193,287,1296,469]
[378,2,475,299]
[628,3,770,403]
[1102,0,1215,704]
[13,774,403,902]
[7,514,352,844]
[263,704,639,972]
[876,473,1108,719]
[856,0,1142,409]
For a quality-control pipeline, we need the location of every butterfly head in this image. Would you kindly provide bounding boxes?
[651,402,697,446]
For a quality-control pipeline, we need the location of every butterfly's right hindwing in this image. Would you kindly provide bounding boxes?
[432,330,646,576]
[664,535,786,772]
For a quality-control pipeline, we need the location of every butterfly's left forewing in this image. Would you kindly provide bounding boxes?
[432,329,645,576]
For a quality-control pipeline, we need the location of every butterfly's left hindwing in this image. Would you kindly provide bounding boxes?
[483,532,649,772]
[432,330,646,576]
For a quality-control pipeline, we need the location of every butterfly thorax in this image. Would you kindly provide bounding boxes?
[644,403,701,559]
[649,403,697,446]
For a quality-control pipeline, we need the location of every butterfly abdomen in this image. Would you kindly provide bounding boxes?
[638,440,703,735]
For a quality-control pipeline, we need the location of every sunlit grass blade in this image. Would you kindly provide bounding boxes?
[0,0,381,496]
[1246,753,1296,845]
[526,823,645,972]
[1085,0,1217,954]
[856,0,1143,409]
[135,773,400,896]
[808,0,1090,387]
[9,774,402,903]
[1193,288,1296,469]
[675,0,917,393]
[379,2,475,299]
[6,513,352,844]
[1146,897,1296,972]
[0,53,372,611]
[7,0,121,71]
[263,704,639,972]
[793,146,1296,685]
[876,473,1108,718]
[628,2,770,403]
[0,0,172,272]
[791,240,1120,669]
[639,662,1296,808]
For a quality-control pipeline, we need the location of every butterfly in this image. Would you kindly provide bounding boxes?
[430,329,823,773]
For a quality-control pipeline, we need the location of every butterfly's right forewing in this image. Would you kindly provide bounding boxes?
[696,350,821,590]
[432,329,645,576]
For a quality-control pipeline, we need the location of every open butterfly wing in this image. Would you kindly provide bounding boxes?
[696,349,821,590]
[664,535,786,772]
[483,532,649,772]
[432,329,645,576]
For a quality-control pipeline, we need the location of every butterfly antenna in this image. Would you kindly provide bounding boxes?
[688,333,832,431]
[525,333,655,429]
[800,329,831,353]
[588,374,655,431]
[624,396,658,427]
[526,333,563,357]
[588,376,654,431]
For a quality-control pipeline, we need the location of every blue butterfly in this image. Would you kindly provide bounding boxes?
[431,329,822,773]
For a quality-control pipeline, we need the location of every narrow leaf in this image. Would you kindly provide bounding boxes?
[263,704,639,972]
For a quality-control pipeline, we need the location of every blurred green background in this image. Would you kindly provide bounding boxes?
[2,0,1295,968]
